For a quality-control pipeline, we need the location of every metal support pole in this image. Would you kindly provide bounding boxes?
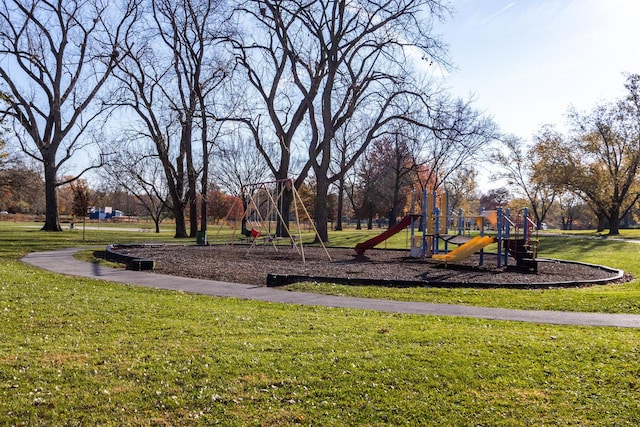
[479,208,485,266]
[497,206,503,268]
[504,208,511,266]
[523,207,529,242]
[421,189,428,258]
[434,207,440,254]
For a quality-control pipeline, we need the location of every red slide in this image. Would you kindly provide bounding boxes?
[354,215,415,255]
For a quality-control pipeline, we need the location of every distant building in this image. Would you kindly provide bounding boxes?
[89,207,124,220]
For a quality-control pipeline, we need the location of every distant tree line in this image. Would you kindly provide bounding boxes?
[493,73,640,235]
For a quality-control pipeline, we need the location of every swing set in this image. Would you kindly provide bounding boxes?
[224,179,331,263]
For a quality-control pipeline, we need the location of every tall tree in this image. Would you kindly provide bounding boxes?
[366,135,414,226]
[533,76,640,234]
[0,0,138,230]
[231,0,457,242]
[492,132,559,228]
[151,0,230,237]
[112,0,230,237]
[111,44,190,236]
[297,0,452,242]
[566,99,640,235]
[228,0,324,236]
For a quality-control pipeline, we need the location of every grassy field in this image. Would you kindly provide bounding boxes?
[1,222,640,425]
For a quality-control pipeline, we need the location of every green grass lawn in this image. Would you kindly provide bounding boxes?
[1,222,640,425]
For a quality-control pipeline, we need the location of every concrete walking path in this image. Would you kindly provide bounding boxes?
[21,247,640,328]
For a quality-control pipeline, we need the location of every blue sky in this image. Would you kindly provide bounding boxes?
[435,0,640,140]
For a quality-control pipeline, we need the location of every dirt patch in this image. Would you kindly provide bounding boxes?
[110,244,624,289]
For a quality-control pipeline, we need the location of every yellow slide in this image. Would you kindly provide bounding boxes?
[432,235,497,263]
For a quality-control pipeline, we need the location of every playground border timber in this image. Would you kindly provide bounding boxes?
[266,257,624,289]
[106,243,625,289]
[20,247,640,328]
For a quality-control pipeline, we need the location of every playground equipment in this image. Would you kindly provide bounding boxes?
[225,179,332,262]
[354,215,418,255]
[353,189,539,271]
[431,235,496,263]
[503,207,539,272]
[217,179,331,262]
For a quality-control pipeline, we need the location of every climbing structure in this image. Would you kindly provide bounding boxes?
[352,188,539,270]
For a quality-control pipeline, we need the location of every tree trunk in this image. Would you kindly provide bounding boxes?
[335,179,344,231]
[388,210,397,227]
[188,187,198,238]
[596,214,606,233]
[199,85,209,235]
[200,139,208,234]
[41,161,62,232]
[389,172,402,228]
[609,205,621,235]
[389,206,400,228]
[276,182,292,238]
[200,186,208,234]
[173,206,188,238]
[313,177,330,242]
[159,157,187,239]
[241,195,250,237]
[184,118,198,238]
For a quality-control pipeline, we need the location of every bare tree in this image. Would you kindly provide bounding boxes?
[104,142,171,233]
[151,0,231,237]
[212,132,270,235]
[331,123,367,230]
[0,0,139,230]
[232,0,461,241]
[307,1,454,241]
[111,40,189,237]
[411,96,498,193]
[492,132,559,228]
[344,149,379,230]
[112,0,230,238]
[556,191,582,230]
[228,0,325,236]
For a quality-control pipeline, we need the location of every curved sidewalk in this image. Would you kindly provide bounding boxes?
[21,248,640,329]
